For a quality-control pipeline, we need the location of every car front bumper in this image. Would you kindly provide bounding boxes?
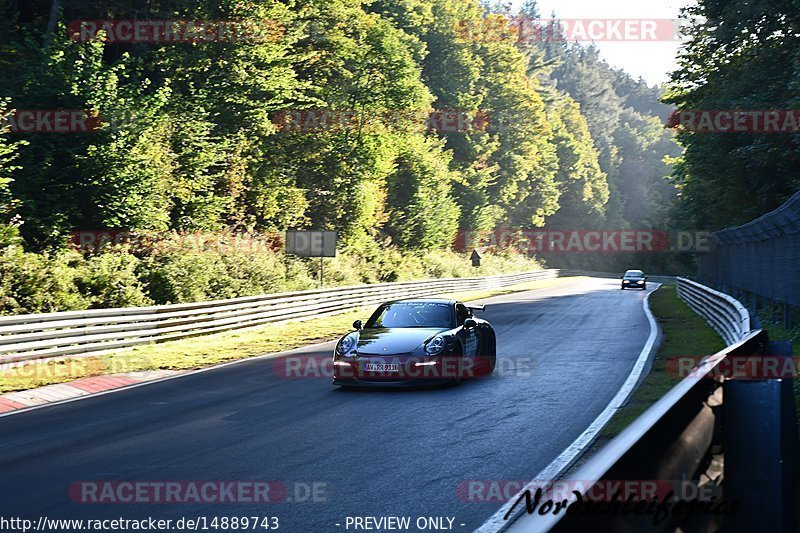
[332,377,453,388]
[331,354,490,386]
[622,282,646,288]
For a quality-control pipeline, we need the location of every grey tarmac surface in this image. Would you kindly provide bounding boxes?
[0,277,655,533]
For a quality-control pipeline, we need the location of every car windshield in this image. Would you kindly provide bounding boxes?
[366,302,454,329]
[624,270,644,278]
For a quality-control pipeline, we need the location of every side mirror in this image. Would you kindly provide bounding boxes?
[644,276,648,280]
[464,318,477,329]
[353,320,362,330]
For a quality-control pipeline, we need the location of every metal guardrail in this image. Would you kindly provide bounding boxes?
[676,277,751,345]
[0,269,561,365]
[698,190,800,319]
[503,279,797,533]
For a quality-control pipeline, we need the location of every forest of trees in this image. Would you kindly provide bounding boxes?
[664,0,800,230]
[0,0,685,312]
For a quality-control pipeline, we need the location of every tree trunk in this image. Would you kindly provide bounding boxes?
[45,0,61,36]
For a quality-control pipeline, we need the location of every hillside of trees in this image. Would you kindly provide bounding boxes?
[0,0,680,313]
[664,0,800,230]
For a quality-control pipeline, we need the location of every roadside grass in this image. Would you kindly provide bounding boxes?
[762,323,799,344]
[0,275,584,393]
[599,284,726,438]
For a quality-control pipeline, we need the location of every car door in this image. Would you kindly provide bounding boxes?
[455,303,478,356]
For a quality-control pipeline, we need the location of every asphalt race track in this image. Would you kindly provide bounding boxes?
[0,277,656,532]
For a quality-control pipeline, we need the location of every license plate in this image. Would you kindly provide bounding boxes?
[363,363,400,372]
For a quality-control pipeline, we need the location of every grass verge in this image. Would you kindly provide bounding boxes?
[0,275,585,393]
[599,284,726,438]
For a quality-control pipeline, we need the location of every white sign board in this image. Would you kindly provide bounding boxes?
[285,230,337,257]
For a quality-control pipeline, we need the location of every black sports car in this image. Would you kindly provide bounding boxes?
[621,269,647,290]
[332,299,496,387]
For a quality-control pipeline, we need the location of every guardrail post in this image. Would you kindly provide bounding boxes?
[723,339,797,532]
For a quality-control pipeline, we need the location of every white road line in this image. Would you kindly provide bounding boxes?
[473,284,662,533]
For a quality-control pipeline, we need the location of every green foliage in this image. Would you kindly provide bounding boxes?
[542,43,682,230]
[0,248,152,313]
[476,15,559,228]
[663,0,800,230]
[76,252,153,308]
[542,95,608,227]
[0,0,677,309]
[0,249,90,314]
[385,135,460,249]
[613,111,679,227]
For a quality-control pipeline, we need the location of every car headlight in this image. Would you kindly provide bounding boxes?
[637,280,644,284]
[425,335,447,355]
[336,334,357,355]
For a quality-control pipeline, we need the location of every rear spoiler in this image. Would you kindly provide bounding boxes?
[466,304,485,312]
